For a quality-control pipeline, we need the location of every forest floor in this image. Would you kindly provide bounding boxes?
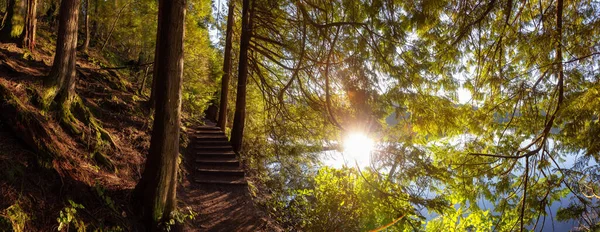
[0,27,277,231]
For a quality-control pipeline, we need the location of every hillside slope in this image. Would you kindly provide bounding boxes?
[0,27,276,231]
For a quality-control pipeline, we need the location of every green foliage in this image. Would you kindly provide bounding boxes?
[91,0,219,117]
[425,207,492,232]
[1,203,30,232]
[271,167,418,231]
[181,0,220,118]
[92,226,124,232]
[93,184,119,213]
[233,0,600,230]
[10,14,24,38]
[57,200,86,232]
[161,207,197,232]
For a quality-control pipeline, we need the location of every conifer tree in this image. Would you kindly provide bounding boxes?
[0,0,16,41]
[133,0,186,228]
[217,0,235,130]
[45,0,80,110]
[230,0,253,152]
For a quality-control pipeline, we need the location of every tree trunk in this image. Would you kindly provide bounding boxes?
[147,0,163,111]
[230,0,253,153]
[148,67,157,109]
[82,0,90,52]
[133,0,185,229]
[91,0,97,39]
[138,65,150,96]
[45,0,80,108]
[217,0,235,130]
[0,0,15,41]
[20,0,37,51]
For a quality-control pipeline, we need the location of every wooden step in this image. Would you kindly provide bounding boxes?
[195,150,235,155]
[194,179,247,185]
[196,164,241,170]
[196,168,245,176]
[195,158,239,164]
[195,130,223,134]
[194,145,231,149]
[195,126,222,131]
[195,173,245,183]
[190,135,228,141]
[195,153,236,160]
[194,146,233,152]
[187,124,248,185]
[196,159,240,170]
[192,140,231,146]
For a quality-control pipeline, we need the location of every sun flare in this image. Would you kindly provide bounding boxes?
[342,133,375,166]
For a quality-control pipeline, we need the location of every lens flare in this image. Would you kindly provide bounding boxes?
[343,132,374,166]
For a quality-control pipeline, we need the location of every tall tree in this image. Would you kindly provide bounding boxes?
[230,0,253,152]
[133,0,185,229]
[146,0,163,111]
[20,0,37,51]
[0,0,15,41]
[45,0,80,110]
[81,0,90,53]
[217,0,235,130]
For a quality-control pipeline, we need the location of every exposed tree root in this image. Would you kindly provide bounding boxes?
[59,101,82,136]
[1,82,120,172]
[66,96,120,172]
[92,150,116,173]
[71,96,119,151]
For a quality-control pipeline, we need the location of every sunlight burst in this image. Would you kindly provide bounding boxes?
[342,132,375,167]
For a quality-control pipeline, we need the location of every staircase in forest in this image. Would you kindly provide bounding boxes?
[189,125,247,185]
[181,125,277,231]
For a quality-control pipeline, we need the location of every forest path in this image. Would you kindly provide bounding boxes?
[179,125,275,231]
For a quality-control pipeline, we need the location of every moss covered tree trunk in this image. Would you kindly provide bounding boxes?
[133,0,185,229]
[217,0,235,130]
[45,0,80,108]
[42,0,81,138]
[0,0,16,41]
[230,0,253,153]
[20,0,38,51]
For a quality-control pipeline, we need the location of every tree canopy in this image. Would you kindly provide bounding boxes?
[221,0,600,230]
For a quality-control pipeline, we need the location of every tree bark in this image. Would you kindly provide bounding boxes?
[45,0,80,108]
[138,65,150,96]
[217,0,235,130]
[0,0,15,41]
[20,0,37,51]
[133,0,185,229]
[230,0,253,153]
[147,0,163,111]
[82,0,90,52]
[148,67,157,109]
[91,0,97,39]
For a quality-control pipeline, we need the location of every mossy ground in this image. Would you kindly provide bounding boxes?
[0,25,151,230]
